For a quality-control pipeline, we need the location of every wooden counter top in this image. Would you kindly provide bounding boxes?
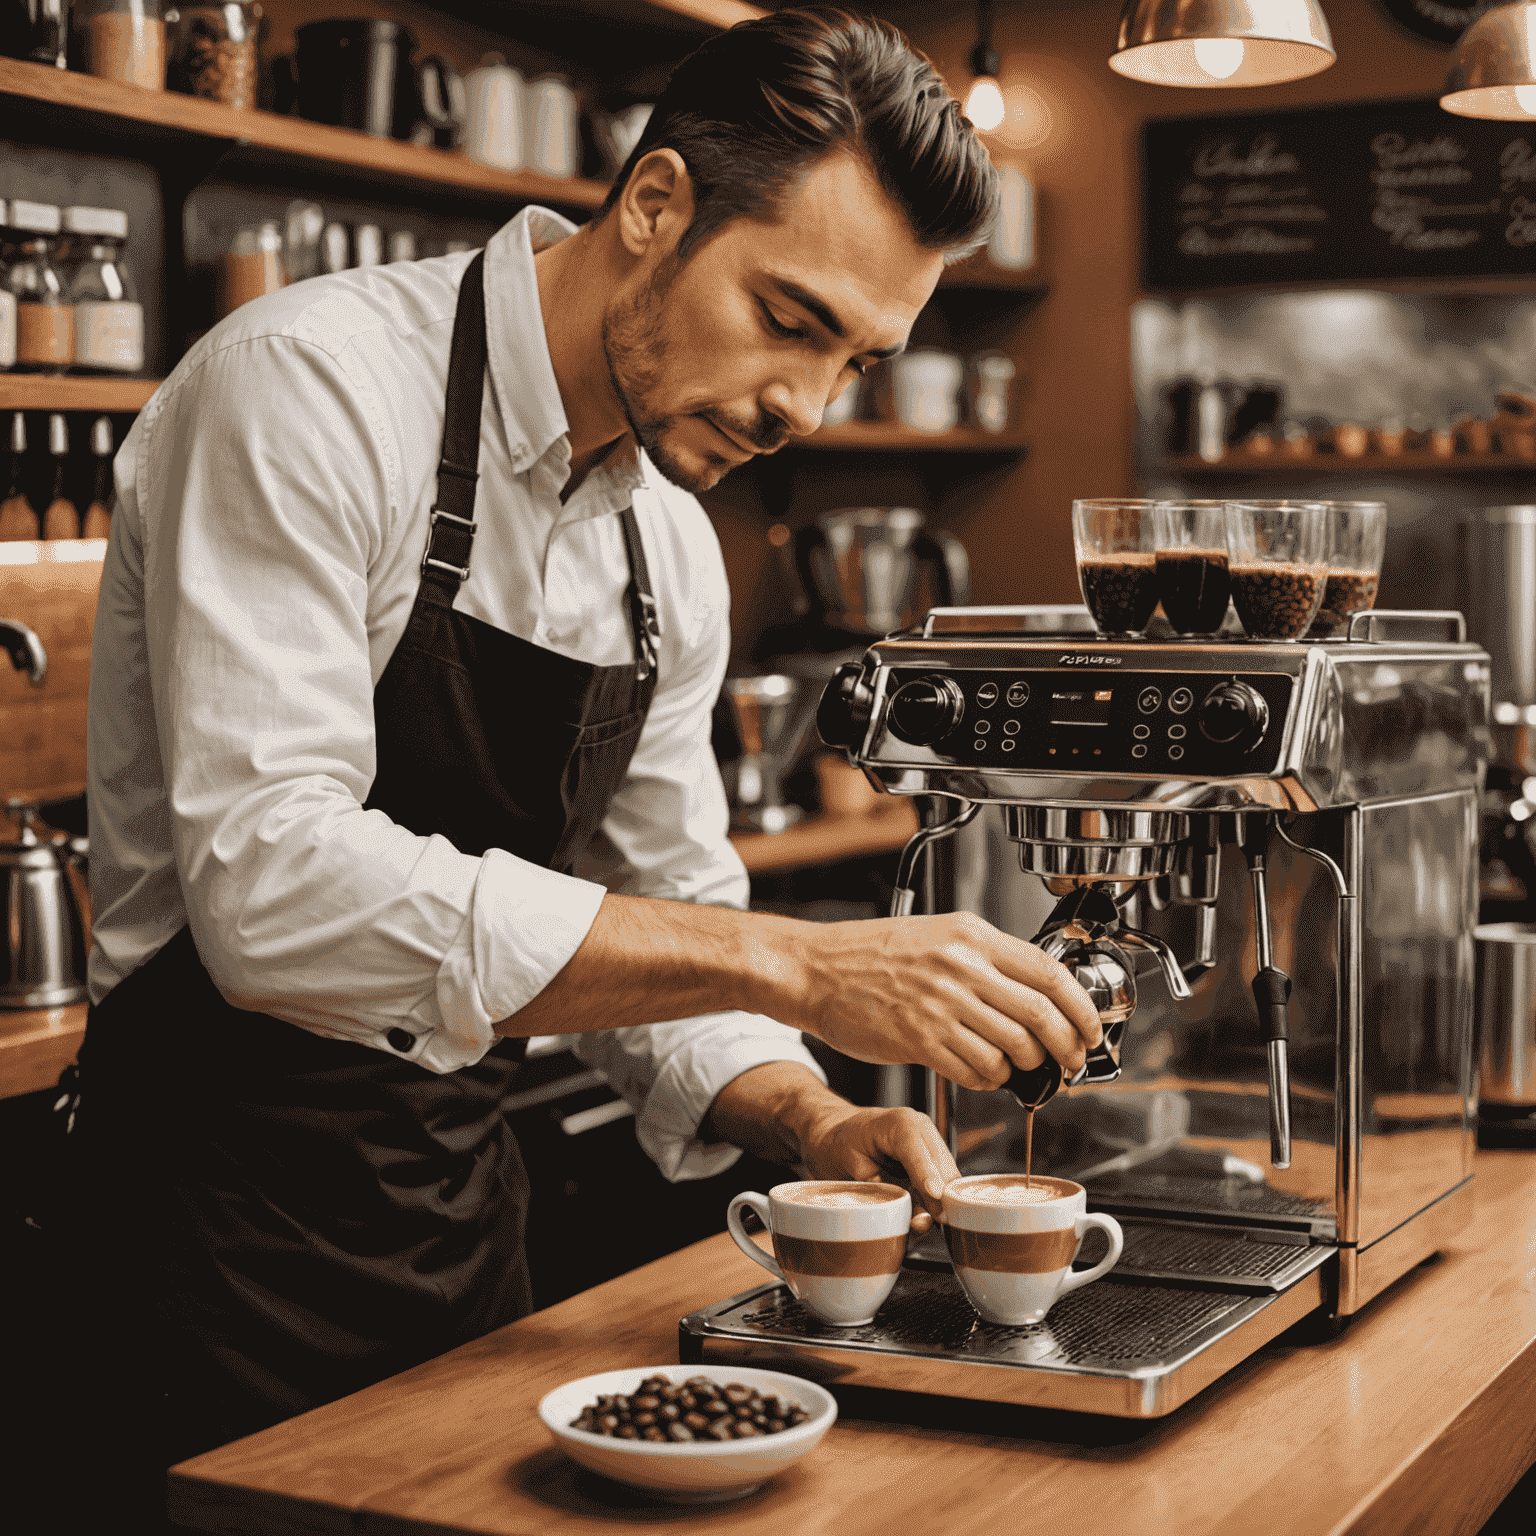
[170,1152,1536,1536]
[0,1001,85,1101]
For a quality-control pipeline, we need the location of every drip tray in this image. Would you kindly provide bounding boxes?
[907,1217,1325,1294]
[680,1246,1332,1419]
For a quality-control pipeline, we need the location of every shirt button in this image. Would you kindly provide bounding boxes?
[387,1028,415,1053]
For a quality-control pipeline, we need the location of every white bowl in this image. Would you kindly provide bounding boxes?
[537,1364,837,1503]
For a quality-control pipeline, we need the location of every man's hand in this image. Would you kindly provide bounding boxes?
[791,911,1102,1092]
[705,1063,959,1231]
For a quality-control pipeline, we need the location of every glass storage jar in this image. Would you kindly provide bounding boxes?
[65,205,143,374]
[76,0,166,90]
[167,2,259,109]
[5,201,73,374]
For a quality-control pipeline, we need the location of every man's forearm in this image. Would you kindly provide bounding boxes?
[499,892,804,1038]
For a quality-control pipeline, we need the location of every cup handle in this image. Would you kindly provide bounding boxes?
[726,1193,784,1282]
[1058,1212,1124,1295]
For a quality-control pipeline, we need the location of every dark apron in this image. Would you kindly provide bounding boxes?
[55,253,661,1480]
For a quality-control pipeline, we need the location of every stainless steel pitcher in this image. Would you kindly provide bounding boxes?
[1459,506,1536,774]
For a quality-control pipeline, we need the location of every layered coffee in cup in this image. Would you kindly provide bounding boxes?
[940,1174,1123,1327]
[726,1181,910,1327]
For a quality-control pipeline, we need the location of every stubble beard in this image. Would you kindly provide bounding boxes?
[600,254,725,495]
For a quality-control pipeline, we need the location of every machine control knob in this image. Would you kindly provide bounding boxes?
[816,662,876,749]
[1198,681,1269,752]
[886,675,966,746]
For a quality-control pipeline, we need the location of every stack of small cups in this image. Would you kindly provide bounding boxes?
[1071,499,1386,641]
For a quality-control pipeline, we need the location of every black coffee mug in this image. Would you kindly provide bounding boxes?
[293,18,415,139]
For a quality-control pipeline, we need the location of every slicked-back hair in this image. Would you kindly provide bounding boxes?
[598,7,998,261]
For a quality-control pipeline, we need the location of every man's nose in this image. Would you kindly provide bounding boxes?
[760,371,834,439]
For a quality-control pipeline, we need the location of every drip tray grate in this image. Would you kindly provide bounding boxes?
[680,1248,1334,1417]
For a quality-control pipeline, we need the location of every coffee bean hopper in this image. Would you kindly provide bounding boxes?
[681,606,1489,1417]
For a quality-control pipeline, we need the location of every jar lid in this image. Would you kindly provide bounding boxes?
[64,206,129,240]
[9,200,61,235]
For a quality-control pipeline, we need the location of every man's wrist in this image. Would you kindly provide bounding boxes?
[702,1060,852,1168]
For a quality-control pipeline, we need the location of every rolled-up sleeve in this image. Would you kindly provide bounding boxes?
[570,567,825,1180]
[124,334,605,1072]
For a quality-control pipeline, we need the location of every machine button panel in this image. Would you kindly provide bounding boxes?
[875,667,1293,776]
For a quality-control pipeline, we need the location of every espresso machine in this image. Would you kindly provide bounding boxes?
[682,606,1488,1416]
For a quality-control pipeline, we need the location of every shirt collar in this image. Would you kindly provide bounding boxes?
[482,207,649,520]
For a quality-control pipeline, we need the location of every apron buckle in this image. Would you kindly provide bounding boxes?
[422,508,478,583]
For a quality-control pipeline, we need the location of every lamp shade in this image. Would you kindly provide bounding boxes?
[1441,2,1536,120]
[1110,0,1336,88]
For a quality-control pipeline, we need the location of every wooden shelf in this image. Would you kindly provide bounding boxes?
[0,58,608,208]
[1163,449,1536,476]
[799,421,1029,454]
[731,801,918,875]
[0,376,162,413]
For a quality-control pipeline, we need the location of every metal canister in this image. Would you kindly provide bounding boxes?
[1475,921,1536,1147]
[1458,507,1536,774]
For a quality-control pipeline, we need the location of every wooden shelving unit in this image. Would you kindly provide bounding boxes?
[0,377,163,413]
[0,58,609,208]
[800,421,1030,454]
[1164,449,1536,476]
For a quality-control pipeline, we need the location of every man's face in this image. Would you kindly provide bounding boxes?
[602,151,945,494]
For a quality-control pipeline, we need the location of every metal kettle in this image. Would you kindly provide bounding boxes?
[0,616,89,1010]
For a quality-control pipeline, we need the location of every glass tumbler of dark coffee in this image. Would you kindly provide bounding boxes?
[1223,501,1329,641]
[1153,501,1231,637]
[1308,501,1387,638]
[1072,499,1158,637]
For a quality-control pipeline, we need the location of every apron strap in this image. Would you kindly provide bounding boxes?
[620,504,660,682]
[421,252,487,591]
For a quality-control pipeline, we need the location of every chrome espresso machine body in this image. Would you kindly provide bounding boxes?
[681,608,1489,1417]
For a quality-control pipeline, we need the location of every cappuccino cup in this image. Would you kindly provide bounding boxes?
[941,1175,1123,1326]
[726,1181,911,1326]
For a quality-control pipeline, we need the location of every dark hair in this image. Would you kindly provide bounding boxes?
[598,7,998,261]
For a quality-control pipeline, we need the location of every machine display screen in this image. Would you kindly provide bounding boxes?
[1049,689,1115,727]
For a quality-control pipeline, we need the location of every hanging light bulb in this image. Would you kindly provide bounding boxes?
[966,73,1006,131]
[1110,0,1335,88]
[1442,2,1536,119]
[965,0,1005,132]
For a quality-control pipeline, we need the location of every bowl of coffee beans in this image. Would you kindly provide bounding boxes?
[537,1366,836,1501]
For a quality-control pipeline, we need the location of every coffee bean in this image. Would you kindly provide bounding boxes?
[1078,553,1158,635]
[1229,561,1324,640]
[1309,568,1378,638]
[569,1376,812,1440]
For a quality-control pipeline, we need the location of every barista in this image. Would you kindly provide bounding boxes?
[55,8,1099,1525]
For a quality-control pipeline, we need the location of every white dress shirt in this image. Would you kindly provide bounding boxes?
[87,206,823,1180]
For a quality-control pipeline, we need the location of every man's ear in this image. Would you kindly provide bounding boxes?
[615,148,696,260]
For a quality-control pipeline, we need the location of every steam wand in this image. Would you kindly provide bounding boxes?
[1242,819,1293,1170]
[888,799,981,916]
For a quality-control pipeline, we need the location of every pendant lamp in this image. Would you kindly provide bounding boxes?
[964,0,1005,131]
[1110,0,1336,88]
[1441,2,1536,119]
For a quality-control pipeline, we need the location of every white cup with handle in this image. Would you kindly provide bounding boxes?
[726,1180,911,1327]
[941,1174,1123,1326]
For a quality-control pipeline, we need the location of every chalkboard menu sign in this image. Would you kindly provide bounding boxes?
[1144,96,1536,289]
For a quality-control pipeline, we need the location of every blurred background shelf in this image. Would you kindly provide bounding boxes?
[1163,451,1536,477]
[730,801,920,877]
[0,1004,85,1101]
[0,58,608,208]
[799,422,1030,454]
[0,378,163,413]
